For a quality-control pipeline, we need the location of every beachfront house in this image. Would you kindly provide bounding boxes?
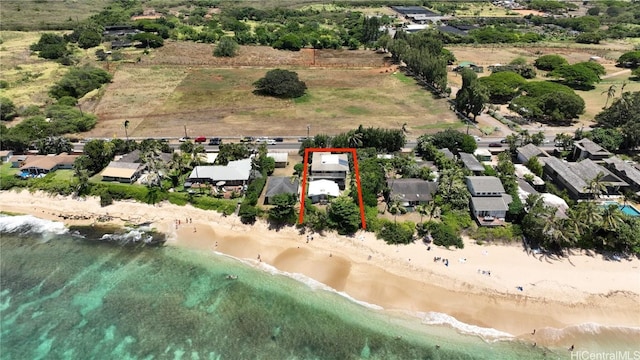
[603,157,640,194]
[542,157,628,200]
[18,153,78,175]
[100,162,145,183]
[310,152,349,189]
[572,139,612,162]
[387,178,438,210]
[466,176,512,226]
[264,176,300,205]
[187,158,253,187]
[516,144,549,164]
[307,179,340,204]
[459,152,485,174]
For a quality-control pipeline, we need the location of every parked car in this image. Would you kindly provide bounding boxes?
[255,137,276,145]
[274,137,284,143]
[240,136,255,143]
[488,142,503,148]
[209,137,222,146]
[178,136,191,142]
[194,136,207,143]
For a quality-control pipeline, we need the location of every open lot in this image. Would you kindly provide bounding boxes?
[85,43,458,139]
[0,0,110,31]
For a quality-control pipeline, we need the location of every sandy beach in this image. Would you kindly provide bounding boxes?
[2,189,639,349]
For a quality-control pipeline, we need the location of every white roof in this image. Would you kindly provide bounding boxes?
[474,148,492,157]
[204,153,218,164]
[514,164,545,185]
[188,158,252,182]
[267,152,288,163]
[308,180,340,197]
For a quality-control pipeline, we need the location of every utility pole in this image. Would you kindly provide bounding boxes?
[124,120,130,141]
[184,124,188,138]
[307,124,310,139]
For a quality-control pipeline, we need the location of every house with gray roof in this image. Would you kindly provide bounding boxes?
[543,157,628,199]
[311,152,349,189]
[466,176,512,226]
[516,144,549,164]
[387,178,438,210]
[459,152,485,174]
[603,157,640,193]
[187,158,253,186]
[264,176,299,204]
[573,139,612,161]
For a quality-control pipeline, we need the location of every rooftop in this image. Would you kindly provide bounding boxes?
[188,158,252,182]
[471,194,512,211]
[466,176,506,194]
[311,152,349,172]
[516,144,548,162]
[387,178,438,202]
[308,179,340,197]
[575,138,612,157]
[265,176,299,198]
[459,152,485,172]
[603,157,640,186]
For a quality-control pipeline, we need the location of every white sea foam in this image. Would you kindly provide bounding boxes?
[0,215,68,236]
[419,311,515,342]
[100,228,154,244]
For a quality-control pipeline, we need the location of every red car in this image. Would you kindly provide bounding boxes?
[194,136,207,143]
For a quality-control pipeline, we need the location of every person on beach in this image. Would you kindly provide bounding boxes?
[569,345,574,351]
[532,329,536,335]
[257,254,261,262]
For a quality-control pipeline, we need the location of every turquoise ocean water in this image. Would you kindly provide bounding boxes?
[0,215,577,359]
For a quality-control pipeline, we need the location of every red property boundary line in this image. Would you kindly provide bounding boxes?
[298,148,366,229]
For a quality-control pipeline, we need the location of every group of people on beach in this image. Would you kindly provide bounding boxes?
[433,257,449,267]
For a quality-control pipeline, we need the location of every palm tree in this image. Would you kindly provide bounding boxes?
[124,120,130,141]
[73,168,90,197]
[602,84,617,109]
[576,201,602,231]
[348,131,363,148]
[415,203,428,223]
[542,212,569,252]
[584,172,608,200]
[601,204,624,232]
[564,207,587,239]
[387,195,404,223]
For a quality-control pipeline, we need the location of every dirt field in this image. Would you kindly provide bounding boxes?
[84,43,457,139]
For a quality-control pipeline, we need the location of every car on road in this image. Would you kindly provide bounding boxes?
[240,136,255,143]
[488,142,503,148]
[178,136,191,142]
[255,137,276,145]
[194,136,207,143]
[209,137,222,146]
[298,137,310,142]
[474,136,482,142]
[274,137,284,143]
[500,138,508,144]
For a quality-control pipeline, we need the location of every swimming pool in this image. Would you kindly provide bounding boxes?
[602,202,640,217]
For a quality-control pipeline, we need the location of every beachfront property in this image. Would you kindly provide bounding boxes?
[186,158,253,187]
[459,152,485,174]
[572,138,612,162]
[603,157,640,194]
[386,178,438,210]
[516,144,549,164]
[16,153,78,175]
[466,176,512,226]
[310,152,349,190]
[264,176,299,205]
[267,152,288,168]
[542,157,628,200]
[307,179,340,204]
[513,164,545,190]
[100,150,172,183]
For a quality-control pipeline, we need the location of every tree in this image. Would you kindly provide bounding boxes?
[534,54,568,71]
[455,69,488,120]
[595,91,640,129]
[327,196,361,235]
[550,62,603,89]
[602,85,617,109]
[213,36,239,57]
[49,65,112,99]
[377,220,414,244]
[587,128,623,152]
[525,157,543,177]
[510,81,585,122]
[554,133,574,151]
[575,32,602,44]
[420,129,477,154]
[133,33,164,48]
[216,143,250,165]
[75,139,115,175]
[253,69,307,99]
[617,51,640,68]
[30,33,69,60]
[584,172,608,200]
[478,71,526,104]
[268,193,297,225]
[273,33,303,51]
[0,97,17,121]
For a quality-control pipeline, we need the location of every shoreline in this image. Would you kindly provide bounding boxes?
[2,189,639,349]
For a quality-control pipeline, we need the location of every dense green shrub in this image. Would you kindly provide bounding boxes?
[100,192,113,207]
[49,65,112,99]
[377,220,415,244]
[239,203,259,224]
[244,177,267,206]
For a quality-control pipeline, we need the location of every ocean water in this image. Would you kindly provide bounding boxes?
[0,215,570,359]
